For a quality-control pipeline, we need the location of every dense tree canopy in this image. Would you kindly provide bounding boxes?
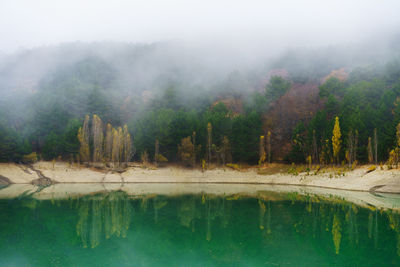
[1,45,400,166]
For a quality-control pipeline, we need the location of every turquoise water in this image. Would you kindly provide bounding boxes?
[0,189,399,266]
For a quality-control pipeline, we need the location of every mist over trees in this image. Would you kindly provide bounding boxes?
[0,41,400,165]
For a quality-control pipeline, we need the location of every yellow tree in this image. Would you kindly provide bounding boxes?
[259,135,266,166]
[389,122,400,167]
[397,122,400,147]
[77,115,90,163]
[332,116,341,164]
[118,127,124,164]
[123,125,132,164]
[207,123,212,164]
[178,136,194,166]
[192,131,196,167]
[266,131,272,163]
[111,128,120,164]
[104,123,113,162]
[92,114,104,163]
[367,137,373,164]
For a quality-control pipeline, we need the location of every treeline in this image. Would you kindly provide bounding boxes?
[131,102,262,165]
[1,53,400,166]
[288,61,400,165]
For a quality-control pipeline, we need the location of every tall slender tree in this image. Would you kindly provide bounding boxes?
[259,135,266,166]
[312,130,318,164]
[77,115,90,163]
[92,114,103,163]
[111,128,120,164]
[123,125,132,164]
[207,123,212,164]
[220,136,231,166]
[118,127,124,164]
[154,139,159,166]
[347,130,355,165]
[332,117,341,164]
[368,137,373,164]
[105,123,113,162]
[192,131,196,167]
[267,131,272,164]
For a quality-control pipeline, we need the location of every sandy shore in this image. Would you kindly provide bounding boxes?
[0,161,400,209]
[0,161,399,193]
[1,182,400,211]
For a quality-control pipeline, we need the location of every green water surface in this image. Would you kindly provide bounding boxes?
[0,189,399,266]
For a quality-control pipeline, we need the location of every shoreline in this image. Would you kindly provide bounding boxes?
[0,161,399,194]
[1,182,400,211]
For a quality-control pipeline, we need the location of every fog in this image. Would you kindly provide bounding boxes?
[0,0,400,164]
[1,0,400,53]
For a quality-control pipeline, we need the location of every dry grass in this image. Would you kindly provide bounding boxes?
[257,163,291,175]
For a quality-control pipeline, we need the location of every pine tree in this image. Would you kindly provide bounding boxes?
[332,116,341,164]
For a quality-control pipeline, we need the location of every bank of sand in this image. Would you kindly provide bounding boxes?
[1,162,400,210]
[0,161,399,193]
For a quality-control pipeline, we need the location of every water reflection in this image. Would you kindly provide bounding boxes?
[45,190,400,257]
[75,191,132,248]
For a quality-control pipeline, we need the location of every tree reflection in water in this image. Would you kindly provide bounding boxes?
[76,191,132,248]
[69,189,400,256]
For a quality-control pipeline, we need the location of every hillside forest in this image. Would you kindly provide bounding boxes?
[1,43,400,167]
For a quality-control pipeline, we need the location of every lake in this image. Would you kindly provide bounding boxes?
[0,184,399,266]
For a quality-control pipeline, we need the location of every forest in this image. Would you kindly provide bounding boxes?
[0,42,400,167]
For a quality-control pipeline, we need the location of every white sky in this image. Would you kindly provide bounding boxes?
[0,0,399,53]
